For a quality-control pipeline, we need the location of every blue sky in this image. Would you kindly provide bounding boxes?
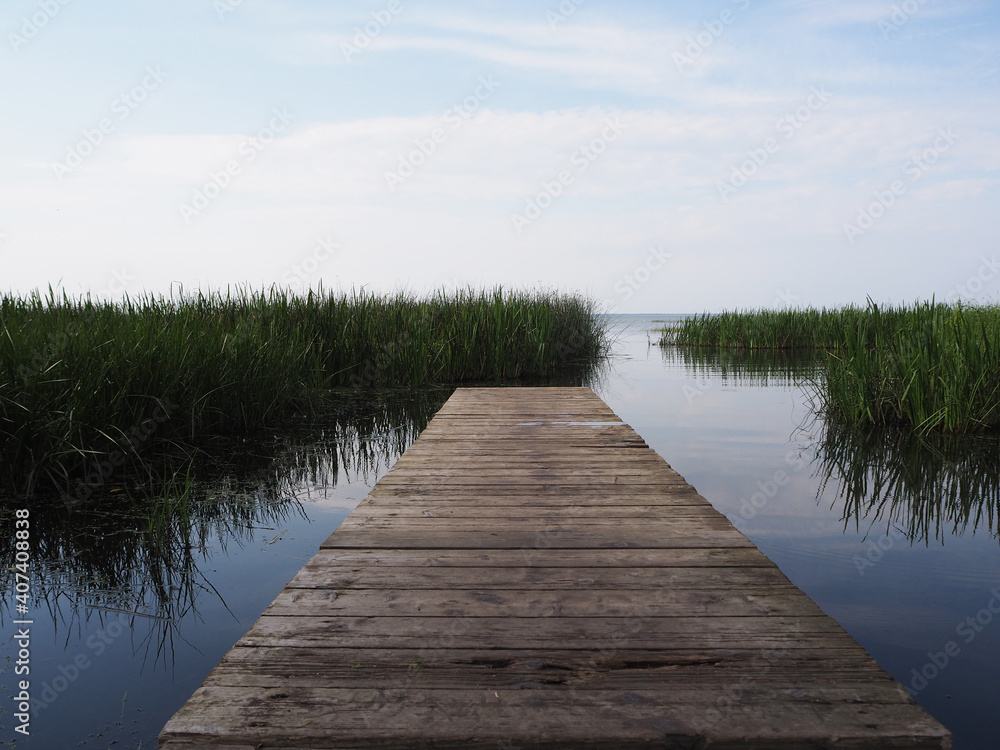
[2,0,998,312]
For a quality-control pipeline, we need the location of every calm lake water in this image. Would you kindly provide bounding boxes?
[3,313,999,749]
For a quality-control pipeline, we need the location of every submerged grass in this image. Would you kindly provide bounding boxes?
[0,287,607,496]
[660,302,1000,433]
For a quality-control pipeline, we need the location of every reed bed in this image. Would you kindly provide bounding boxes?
[660,303,1000,433]
[0,287,607,496]
[664,305,914,350]
[824,303,1000,433]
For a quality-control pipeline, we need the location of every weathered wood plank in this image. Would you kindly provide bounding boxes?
[344,506,724,519]
[351,510,719,521]
[202,645,897,689]
[162,685,949,749]
[160,387,951,749]
[363,490,710,505]
[268,547,775,567]
[319,529,757,550]
[383,463,683,474]
[237,614,852,652]
[366,488,694,499]
[373,476,685,487]
[262,587,824,618]
[333,523,746,539]
[285,564,791,590]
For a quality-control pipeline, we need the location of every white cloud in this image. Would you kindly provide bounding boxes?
[4,90,998,311]
[262,8,686,93]
[777,0,902,29]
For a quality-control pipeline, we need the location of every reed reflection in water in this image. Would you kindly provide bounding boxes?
[665,344,1000,547]
[815,421,1000,546]
[0,387,453,657]
[662,344,821,388]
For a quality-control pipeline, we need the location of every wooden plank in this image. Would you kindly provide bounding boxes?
[261,587,824,618]
[366,486,699,496]
[237,615,852,652]
[342,506,729,519]
[176,682,919,715]
[202,645,897,688]
[363,491,709,505]
[336,517,738,530]
[160,387,951,749]
[389,463,676,472]
[265,547,775,567]
[163,686,949,749]
[284,564,797,591]
[319,529,757,550]
[393,457,665,465]
[371,481,691,490]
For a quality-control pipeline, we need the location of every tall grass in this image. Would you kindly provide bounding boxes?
[0,287,607,496]
[660,303,1000,433]
[663,304,915,350]
[823,303,1000,433]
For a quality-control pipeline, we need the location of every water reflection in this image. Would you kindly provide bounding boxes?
[660,345,821,388]
[0,387,453,647]
[241,387,453,498]
[14,487,302,670]
[665,345,1000,546]
[815,420,1000,545]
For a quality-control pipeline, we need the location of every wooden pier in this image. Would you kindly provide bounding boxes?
[160,387,950,748]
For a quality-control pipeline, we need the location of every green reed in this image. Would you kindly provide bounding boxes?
[824,303,1000,433]
[663,304,913,350]
[660,302,1000,433]
[0,287,607,496]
